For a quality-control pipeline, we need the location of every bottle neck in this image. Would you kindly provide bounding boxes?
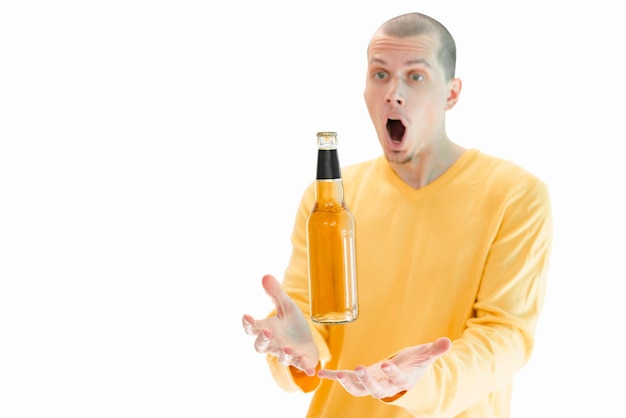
[316,149,341,180]
[314,148,344,207]
[314,179,344,207]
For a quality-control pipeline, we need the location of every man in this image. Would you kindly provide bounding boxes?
[242,12,552,418]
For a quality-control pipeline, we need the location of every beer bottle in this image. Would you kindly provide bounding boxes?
[306,131,358,324]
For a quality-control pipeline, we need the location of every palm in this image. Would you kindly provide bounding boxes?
[242,275,319,375]
[317,337,451,398]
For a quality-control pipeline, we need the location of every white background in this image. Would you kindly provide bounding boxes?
[1,1,624,417]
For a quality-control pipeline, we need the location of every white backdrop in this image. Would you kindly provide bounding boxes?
[1,1,624,417]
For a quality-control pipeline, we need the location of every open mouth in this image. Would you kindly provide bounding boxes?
[386,119,405,142]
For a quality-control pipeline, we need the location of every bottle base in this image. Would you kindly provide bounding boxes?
[311,311,358,325]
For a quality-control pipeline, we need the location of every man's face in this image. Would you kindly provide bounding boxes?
[364,32,457,164]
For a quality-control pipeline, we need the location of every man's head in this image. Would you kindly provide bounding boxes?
[375,12,456,81]
[364,12,462,166]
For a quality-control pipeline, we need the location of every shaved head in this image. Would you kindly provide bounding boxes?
[373,12,457,80]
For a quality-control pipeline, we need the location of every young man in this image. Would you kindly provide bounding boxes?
[242,12,552,418]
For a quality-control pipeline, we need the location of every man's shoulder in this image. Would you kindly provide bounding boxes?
[470,149,544,185]
[467,150,550,207]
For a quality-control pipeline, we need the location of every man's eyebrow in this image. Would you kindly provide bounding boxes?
[369,57,387,65]
[406,58,431,67]
[368,57,431,67]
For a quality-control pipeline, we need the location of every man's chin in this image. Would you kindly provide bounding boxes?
[384,150,413,165]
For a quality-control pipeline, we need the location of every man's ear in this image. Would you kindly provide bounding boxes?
[445,77,462,110]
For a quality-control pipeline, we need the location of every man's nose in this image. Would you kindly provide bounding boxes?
[385,80,405,106]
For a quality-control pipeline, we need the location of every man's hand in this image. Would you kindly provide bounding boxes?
[242,274,320,376]
[317,337,451,398]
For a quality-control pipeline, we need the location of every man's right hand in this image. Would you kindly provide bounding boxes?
[242,274,320,376]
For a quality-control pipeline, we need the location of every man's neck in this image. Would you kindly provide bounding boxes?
[390,141,467,189]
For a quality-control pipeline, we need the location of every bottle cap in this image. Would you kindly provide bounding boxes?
[316,132,341,179]
[316,131,338,150]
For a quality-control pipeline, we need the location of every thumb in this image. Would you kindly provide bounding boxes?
[261,274,290,316]
[431,337,452,356]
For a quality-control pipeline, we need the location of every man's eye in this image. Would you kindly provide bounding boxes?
[410,73,424,82]
[374,71,387,80]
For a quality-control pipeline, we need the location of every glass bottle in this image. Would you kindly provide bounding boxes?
[306,131,358,324]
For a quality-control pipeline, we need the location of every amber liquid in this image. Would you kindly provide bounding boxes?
[307,180,358,324]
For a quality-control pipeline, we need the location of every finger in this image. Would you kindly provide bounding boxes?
[355,366,386,399]
[283,347,313,376]
[319,370,368,396]
[242,314,259,336]
[407,337,453,366]
[261,274,281,296]
[431,337,452,355]
[301,362,318,377]
[317,368,341,380]
[261,274,290,317]
[278,348,293,366]
[380,362,410,389]
[318,369,352,384]
[281,348,316,376]
[336,372,355,391]
[253,329,273,353]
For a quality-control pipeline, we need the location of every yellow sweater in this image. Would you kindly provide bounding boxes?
[267,149,553,418]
